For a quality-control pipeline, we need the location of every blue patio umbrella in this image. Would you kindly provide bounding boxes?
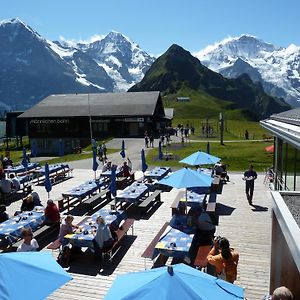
[31,139,38,158]
[159,168,213,212]
[92,148,99,179]
[180,151,220,166]
[158,141,163,160]
[104,263,244,300]
[44,162,52,198]
[0,252,72,300]
[141,149,148,173]
[21,147,28,168]
[159,167,213,189]
[58,139,64,157]
[120,140,126,158]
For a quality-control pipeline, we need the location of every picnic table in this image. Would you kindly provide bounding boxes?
[100,169,123,178]
[0,210,45,245]
[65,208,126,248]
[169,215,197,234]
[34,164,70,184]
[179,190,206,208]
[144,167,171,180]
[153,226,194,259]
[115,181,149,204]
[4,163,40,175]
[197,168,213,177]
[62,178,106,207]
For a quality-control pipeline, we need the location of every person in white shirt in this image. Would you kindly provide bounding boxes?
[17,228,39,252]
[0,173,12,194]
[9,174,20,191]
[102,161,112,173]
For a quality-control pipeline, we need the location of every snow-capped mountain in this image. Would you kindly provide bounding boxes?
[76,31,155,91]
[0,19,154,110]
[194,35,300,107]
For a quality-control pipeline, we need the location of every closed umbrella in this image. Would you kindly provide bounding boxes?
[120,140,126,158]
[44,162,52,199]
[180,151,220,166]
[158,141,163,160]
[206,142,210,154]
[92,148,99,179]
[109,165,117,209]
[31,139,38,158]
[141,149,148,173]
[21,147,28,168]
[104,263,244,300]
[0,252,72,300]
[58,139,64,157]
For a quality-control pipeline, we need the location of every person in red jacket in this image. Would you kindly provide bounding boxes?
[44,199,60,225]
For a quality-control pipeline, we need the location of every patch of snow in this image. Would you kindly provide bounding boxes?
[47,40,75,58]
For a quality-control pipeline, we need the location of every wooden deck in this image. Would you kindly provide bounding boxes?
[5,170,272,299]
[49,172,272,300]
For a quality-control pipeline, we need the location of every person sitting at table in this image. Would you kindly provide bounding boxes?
[20,195,35,212]
[120,161,131,177]
[207,237,239,283]
[92,216,114,261]
[31,191,42,207]
[17,227,39,252]
[102,161,112,173]
[58,215,78,246]
[9,174,20,191]
[44,199,60,225]
[0,204,9,223]
[0,173,13,194]
[195,208,216,245]
[2,157,13,169]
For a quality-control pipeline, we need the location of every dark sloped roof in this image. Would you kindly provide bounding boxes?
[19,91,163,118]
[271,108,300,126]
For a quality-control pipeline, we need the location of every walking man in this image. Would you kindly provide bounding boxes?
[243,164,257,205]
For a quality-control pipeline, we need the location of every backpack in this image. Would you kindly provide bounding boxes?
[57,244,71,267]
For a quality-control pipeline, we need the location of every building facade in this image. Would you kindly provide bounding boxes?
[19,91,168,155]
[260,108,300,298]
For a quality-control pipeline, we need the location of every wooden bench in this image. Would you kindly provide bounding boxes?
[138,190,162,216]
[141,222,169,269]
[81,189,111,213]
[104,218,134,261]
[9,223,60,251]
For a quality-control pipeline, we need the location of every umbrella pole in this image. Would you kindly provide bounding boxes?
[185,189,188,214]
[94,171,96,180]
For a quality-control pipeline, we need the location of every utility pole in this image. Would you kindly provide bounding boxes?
[219,112,224,145]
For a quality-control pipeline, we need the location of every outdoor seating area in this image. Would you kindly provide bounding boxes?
[0,140,274,300]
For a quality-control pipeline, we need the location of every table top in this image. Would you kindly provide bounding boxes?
[169,215,198,234]
[36,164,69,175]
[62,178,106,199]
[179,191,206,207]
[65,208,125,247]
[115,181,149,203]
[197,168,213,177]
[0,211,45,243]
[101,169,123,177]
[5,163,40,174]
[144,167,171,180]
[154,226,194,259]
[16,175,32,185]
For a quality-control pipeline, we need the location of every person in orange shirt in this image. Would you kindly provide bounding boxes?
[207,237,239,283]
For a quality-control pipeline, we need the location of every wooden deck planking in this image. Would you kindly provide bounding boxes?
[11,171,271,300]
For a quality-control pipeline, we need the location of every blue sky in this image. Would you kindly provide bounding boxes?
[1,0,299,55]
